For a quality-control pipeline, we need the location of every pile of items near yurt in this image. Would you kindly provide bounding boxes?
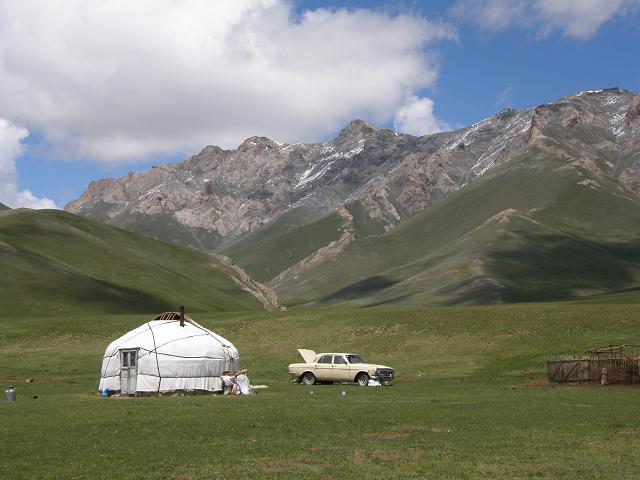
[99,309,251,396]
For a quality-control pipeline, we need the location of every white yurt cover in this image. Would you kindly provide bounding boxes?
[99,316,239,394]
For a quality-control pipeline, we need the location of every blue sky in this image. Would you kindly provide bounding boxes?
[1,0,638,209]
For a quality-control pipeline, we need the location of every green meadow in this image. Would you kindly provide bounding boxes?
[2,303,639,479]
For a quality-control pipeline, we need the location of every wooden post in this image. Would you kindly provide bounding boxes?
[179,305,185,327]
[601,367,608,385]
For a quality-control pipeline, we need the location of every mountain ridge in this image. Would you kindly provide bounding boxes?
[65,87,640,306]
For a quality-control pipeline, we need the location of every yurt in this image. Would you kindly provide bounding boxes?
[99,310,240,396]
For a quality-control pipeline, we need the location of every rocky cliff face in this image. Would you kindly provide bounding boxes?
[66,120,444,249]
[67,88,640,254]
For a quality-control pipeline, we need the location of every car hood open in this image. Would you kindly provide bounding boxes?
[297,348,317,363]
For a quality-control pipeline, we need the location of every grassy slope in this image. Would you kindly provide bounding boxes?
[110,209,223,252]
[221,207,343,282]
[0,209,263,315]
[273,152,640,306]
[1,303,639,479]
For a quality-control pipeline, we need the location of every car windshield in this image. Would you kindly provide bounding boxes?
[347,354,365,364]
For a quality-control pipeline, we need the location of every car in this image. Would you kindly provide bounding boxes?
[288,349,394,386]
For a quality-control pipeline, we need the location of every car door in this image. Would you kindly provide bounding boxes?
[332,355,350,381]
[315,355,333,381]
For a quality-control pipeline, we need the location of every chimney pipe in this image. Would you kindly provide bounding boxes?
[179,306,185,327]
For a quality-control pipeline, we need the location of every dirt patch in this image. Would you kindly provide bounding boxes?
[309,446,342,452]
[377,452,414,462]
[354,449,367,464]
[517,380,640,389]
[495,330,534,339]
[515,378,631,389]
[361,432,407,440]
[516,379,554,389]
[345,323,410,337]
[430,427,453,433]
[400,373,429,383]
[262,459,299,473]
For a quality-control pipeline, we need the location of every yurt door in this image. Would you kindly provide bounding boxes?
[120,349,138,395]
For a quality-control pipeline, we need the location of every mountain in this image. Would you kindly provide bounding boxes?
[67,88,640,305]
[0,208,283,316]
[0,203,10,211]
[273,155,640,306]
[65,120,444,250]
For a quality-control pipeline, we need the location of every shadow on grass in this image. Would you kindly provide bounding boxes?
[9,271,175,317]
[484,233,640,304]
[435,277,505,307]
[317,276,399,303]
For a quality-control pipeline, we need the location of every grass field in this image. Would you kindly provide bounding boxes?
[2,303,639,479]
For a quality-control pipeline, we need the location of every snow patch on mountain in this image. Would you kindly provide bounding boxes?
[294,145,365,190]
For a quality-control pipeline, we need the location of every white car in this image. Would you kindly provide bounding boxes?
[288,349,395,386]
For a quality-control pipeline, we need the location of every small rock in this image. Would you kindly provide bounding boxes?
[25,378,34,383]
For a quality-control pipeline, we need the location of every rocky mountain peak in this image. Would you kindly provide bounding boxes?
[336,119,379,143]
[494,108,519,120]
[238,136,282,152]
[199,145,226,156]
[65,88,640,258]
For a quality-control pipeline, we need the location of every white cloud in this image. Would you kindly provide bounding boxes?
[0,119,58,209]
[393,96,451,136]
[451,0,527,31]
[496,84,514,108]
[0,1,456,164]
[451,0,639,39]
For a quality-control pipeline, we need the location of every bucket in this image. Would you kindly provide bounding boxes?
[4,385,16,402]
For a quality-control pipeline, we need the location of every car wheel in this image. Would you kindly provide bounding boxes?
[302,372,316,385]
[356,373,369,387]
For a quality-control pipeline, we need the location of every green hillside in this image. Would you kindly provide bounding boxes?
[110,209,223,252]
[0,209,265,316]
[222,206,343,282]
[270,150,640,306]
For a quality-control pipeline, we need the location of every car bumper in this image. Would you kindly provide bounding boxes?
[372,369,394,381]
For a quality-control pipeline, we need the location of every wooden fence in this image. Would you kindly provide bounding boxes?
[546,348,640,384]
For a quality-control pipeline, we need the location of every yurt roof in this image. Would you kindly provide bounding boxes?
[102,313,237,359]
[153,311,192,321]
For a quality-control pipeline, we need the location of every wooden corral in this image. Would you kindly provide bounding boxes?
[546,345,640,384]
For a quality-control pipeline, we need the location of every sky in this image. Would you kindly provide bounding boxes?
[0,0,639,209]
